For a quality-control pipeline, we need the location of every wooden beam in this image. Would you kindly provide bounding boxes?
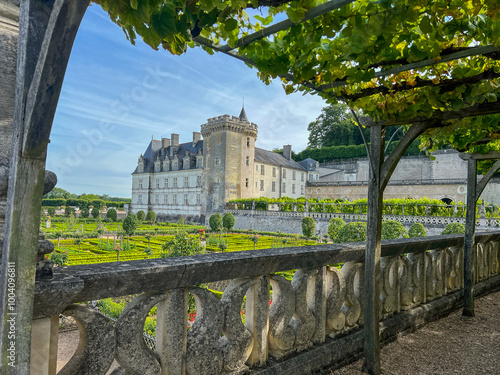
[476,158,500,202]
[463,158,477,317]
[459,151,500,160]
[360,100,500,127]
[362,124,385,375]
[218,0,356,52]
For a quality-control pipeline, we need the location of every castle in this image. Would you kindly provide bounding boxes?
[130,108,320,217]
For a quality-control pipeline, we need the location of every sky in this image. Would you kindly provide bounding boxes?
[46,5,327,198]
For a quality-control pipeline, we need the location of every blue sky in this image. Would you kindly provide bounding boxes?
[46,5,326,198]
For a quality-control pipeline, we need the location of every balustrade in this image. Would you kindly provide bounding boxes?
[31,233,500,375]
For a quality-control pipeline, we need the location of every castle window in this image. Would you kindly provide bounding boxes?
[197,157,203,169]
[155,195,159,204]
[173,178,178,188]
[164,178,167,187]
[197,175,202,187]
[138,195,142,204]
[196,194,201,205]
[173,194,177,204]
[272,167,276,177]
[260,180,264,191]
[282,183,286,193]
[283,169,287,179]
[164,195,168,203]
[301,186,304,195]
[215,158,221,166]
[246,156,249,166]
[184,176,189,187]
[256,164,258,171]
[156,179,160,188]
[246,137,250,147]
[184,194,189,205]
[172,161,178,171]
[292,171,296,180]
[301,173,304,182]
[292,184,296,194]
[245,178,249,188]
[139,180,143,188]
[260,165,265,175]
[272,181,276,192]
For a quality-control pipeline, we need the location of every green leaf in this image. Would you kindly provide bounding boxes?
[151,4,177,38]
[224,18,238,32]
[130,0,138,10]
[419,16,433,34]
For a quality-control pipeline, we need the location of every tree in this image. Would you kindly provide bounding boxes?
[336,222,367,243]
[65,206,75,217]
[146,210,156,223]
[47,207,56,216]
[209,213,222,231]
[441,223,466,235]
[301,217,315,239]
[137,210,146,222]
[122,213,139,245]
[307,104,358,148]
[91,207,100,219]
[327,217,346,242]
[409,223,427,238]
[222,213,235,231]
[43,187,73,199]
[161,232,203,257]
[381,220,408,240]
[80,208,89,218]
[106,208,117,221]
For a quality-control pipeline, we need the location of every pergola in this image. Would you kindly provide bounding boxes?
[1,0,499,374]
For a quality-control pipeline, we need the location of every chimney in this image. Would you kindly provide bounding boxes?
[283,145,292,160]
[171,133,179,146]
[193,132,201,145]
[162,138,171,148]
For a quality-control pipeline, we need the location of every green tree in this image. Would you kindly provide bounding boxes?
[381,220,408,240]
[336,222,367,243]
[43,187,72,199]
[122,213,139,245]
[209,213,223,231]
[65,206,75,217]
[91,207,100,219]
[441,223,466,235]
[137,210,146,222]
[146,210,156,223]
[409,223,427,238]
[301,217,315,239]
[64,213,77,232]
[222,213,235,231]
[307,103,358,148]
[327,217,346,242]
[80,207,89,218]
[161,232,203,257]
[107,208,117,221]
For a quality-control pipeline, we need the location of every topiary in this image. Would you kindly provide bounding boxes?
[301,217,315,239]
[381,220,408,240]
[136,210,146,222]
[336,222,367,243]
[80,208,89,218]
[327,217,346,241]
[146,210,156,223]
[106,208,117,221]
[441,222,465,235]
[91,207,100,218]
[222,213,235,231]
[409,223,427,237]
[209,213,223,231]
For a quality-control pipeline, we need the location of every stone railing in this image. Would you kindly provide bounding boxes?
[31,232,500,374]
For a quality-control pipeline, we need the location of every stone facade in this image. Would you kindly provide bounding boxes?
[130,110,319,216]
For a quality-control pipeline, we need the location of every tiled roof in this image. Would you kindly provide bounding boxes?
[254,148,305,170]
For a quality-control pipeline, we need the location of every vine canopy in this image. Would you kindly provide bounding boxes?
[95,0,500,161]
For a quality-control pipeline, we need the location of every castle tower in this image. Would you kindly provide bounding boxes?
[201,109,258,211]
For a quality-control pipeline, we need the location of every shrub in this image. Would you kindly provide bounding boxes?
[381,220,408,240]
[441,222,465,235]
[222,213,235,231]
[80,208,89,218]
[327,217,346,241]
[409,223,427,237]
[50,252,68,266]
[146,210,156,223]
[106,208,117,221]
[65,206,75,217]
[336,222,367,243]
[137,210,146,221]
[123,213,139,238]
[47,207,56,216]
[302,217,315,239]
[161,231,203,257]
[209,213,223,231]
[91,207,100,218]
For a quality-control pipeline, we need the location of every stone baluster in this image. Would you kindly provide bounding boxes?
[290,269,317,350]
[341,262,364,327]
[245,275,269,366]
[399,257,413,310]
[407,252,426,305]
[380,257,400,317]
[311,266,327,344]
[268,275,295,359]
[325,267,346,336]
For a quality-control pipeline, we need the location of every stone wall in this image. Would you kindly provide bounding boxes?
[0,0,19,246]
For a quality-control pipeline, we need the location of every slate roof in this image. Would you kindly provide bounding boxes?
[132,139,204,174]
[298,158,319,171]
[254,148,305,170]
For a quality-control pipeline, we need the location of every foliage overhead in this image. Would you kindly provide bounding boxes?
[96,0,500,159]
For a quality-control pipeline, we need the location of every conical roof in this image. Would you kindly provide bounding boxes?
[239,106,248,121]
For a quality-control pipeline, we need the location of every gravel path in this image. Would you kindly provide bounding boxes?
[57,290,500,374]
